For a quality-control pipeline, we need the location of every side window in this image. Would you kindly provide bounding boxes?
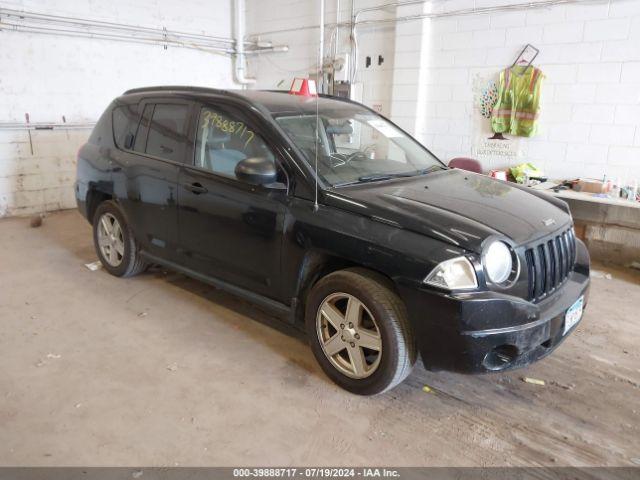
[144,104,190,162]
[133,104,153,153]
[195,106,276,179]
[112,104,139,149]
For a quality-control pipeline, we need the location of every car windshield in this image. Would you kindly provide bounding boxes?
[274,105,444,186]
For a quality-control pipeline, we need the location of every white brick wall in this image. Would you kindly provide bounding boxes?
[245,0,640,185]
[395,0,640,182]
[0,130,81,217]
[0,0,235,217]
[245,0,397,120]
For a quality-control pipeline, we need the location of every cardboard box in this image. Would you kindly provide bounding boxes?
[575,179,604,194]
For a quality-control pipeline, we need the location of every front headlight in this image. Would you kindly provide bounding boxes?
[424,256,478,290]
[483,241,513,284]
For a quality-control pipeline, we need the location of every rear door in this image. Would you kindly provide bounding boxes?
[112,98,194,261]
[177,101,289,301]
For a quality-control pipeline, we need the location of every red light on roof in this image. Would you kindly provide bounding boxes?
[289,78,317,97]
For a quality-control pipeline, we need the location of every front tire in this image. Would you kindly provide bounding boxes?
[305,268,416,395]
[92,201,147,277]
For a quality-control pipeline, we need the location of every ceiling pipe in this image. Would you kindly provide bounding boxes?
[334,0,340,60]
[353,0,609,27]
[252,0,612,36]
[0,7,238,45]
[234,0,256,86]
[0,8,236,54]
[244,45,289,54]
[318,0,325,92]
[0,6,287,56]
[0,22,235,53]
[0,122,95,131]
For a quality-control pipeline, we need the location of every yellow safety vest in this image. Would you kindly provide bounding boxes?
[491,66,544,137]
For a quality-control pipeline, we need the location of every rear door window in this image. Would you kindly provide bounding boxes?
[142,104,190,163]
[112,104,139,149]
[133,104,153,153]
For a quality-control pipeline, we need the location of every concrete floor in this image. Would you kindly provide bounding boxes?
[0,210,639,467]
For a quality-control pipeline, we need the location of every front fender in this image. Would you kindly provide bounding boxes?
[282,197,466,323]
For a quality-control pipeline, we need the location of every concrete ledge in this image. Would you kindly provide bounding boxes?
[563,196,640,266]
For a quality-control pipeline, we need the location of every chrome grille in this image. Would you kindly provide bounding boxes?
[525,228,576,302]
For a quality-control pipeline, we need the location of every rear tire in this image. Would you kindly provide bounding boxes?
[92,201,147,277]
[305,268,416,395]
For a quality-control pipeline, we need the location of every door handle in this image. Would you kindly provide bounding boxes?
[184,182,208,194]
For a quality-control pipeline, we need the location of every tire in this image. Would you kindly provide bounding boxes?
[92,200,147,277]
[305,268,416,395]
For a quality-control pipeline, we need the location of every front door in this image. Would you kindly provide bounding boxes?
[177,103,288,301]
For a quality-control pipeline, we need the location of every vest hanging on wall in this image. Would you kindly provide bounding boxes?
[491,65,544,138]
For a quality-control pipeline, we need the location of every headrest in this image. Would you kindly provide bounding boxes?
[326,123,353,135]
[207,131,231,145]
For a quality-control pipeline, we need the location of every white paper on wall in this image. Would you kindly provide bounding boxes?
[367,119,403,138]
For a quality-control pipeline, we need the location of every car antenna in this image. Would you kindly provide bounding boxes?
[314,0,324,213]
[314,88,320,211]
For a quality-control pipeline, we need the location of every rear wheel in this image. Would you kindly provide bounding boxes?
[306,268,416,395]
[93,201,147,277]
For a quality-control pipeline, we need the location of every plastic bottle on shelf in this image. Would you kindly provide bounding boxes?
[612,178,621,199]
[630,179,638,203]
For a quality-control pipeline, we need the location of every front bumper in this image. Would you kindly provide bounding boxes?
[399,239,591,373]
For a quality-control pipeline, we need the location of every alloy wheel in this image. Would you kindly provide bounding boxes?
[97,213,125,267]
[316,292,382,379]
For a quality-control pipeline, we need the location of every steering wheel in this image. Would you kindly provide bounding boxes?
[330,151,368,167]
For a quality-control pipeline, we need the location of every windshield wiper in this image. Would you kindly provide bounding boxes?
[357,172,415,183]
[334,166,446,187]
[410,165,447,176]
[357,165,445,182]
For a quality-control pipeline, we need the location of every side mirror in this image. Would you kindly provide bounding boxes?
[235,157,278,186]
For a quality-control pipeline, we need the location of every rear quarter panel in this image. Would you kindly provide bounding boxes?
[75,106,115,222]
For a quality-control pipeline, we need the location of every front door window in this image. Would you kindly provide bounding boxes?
[194,107,276,179]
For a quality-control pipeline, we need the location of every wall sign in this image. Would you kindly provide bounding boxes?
[474,137,519,158]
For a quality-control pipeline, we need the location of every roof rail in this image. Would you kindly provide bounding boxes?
[123,85,231,96]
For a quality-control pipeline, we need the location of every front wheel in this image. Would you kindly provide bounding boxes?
[305,268,416,395]
[92,201,147,277]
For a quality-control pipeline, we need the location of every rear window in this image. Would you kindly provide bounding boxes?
[112,104,139,149]
[144,104,190,163]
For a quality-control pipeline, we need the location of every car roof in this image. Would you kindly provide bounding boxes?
[120,86,363,116]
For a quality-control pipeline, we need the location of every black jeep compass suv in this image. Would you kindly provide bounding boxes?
[76,86,590,395]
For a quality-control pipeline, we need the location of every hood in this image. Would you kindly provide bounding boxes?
[324,169,571,252]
